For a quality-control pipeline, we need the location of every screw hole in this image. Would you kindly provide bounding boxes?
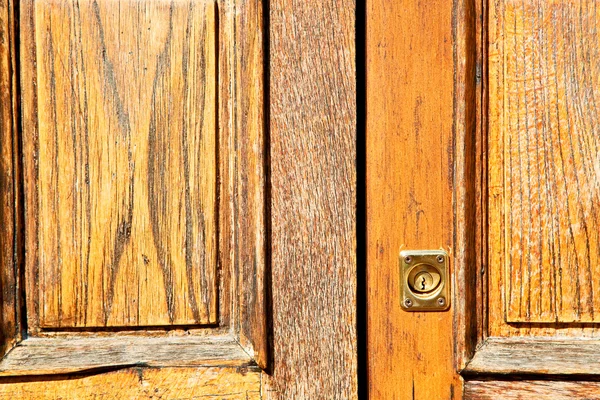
[404,256,412,264]
[404,298,413,307]
[436,255,444,263]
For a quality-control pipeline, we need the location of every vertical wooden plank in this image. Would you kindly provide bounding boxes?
[455,0,481,370]
[20,0,40,334]
[265,0,357,397]
[218,0,268,369]
[0,0,19,356]
[472,0,488,354]
[233,0,268,370]
[367,0,467,397]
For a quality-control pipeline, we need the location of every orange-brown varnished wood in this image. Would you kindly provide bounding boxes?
[0,367,261,399]
[489,0,600,327]
[23,0,218,328]
[455,0,481,370]
[0,0,20,357]
[367,0,466,398]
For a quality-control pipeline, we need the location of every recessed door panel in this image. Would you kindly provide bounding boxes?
[29,0,217,328]
[489,0,600,325]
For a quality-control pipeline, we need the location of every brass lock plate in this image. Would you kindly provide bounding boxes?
[400,250,450,311]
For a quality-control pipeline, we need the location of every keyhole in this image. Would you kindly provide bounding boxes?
[410,270,439,293]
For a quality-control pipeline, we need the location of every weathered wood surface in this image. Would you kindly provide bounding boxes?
[0,367,261,399]
[264,0,357,397]
[0,0,20,357]
[489,0,600,326]
[366,0,464,397]
[3,0,360,395]
[465,337,600,376]
[223,0,269,370]
[0,335,252,376]
[465,380,600,399]
[22,0,218,328]
[455,0,481,370]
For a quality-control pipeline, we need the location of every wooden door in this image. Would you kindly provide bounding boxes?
[367,0,600,398]
[0,0,358,398]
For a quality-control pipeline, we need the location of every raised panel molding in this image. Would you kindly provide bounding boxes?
[457,0,600,385]
[0,0,268,374]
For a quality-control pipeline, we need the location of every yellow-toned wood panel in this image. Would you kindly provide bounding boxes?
[489,0,600,325]
[27,0,217,328]
[0,367,260,399]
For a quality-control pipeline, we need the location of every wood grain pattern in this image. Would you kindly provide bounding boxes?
[224,0,268,369]
[263,0,357,397]
[463,0,600,389]
[23,0,218,328]
[465,380,600,399]
[0,335,252,376]
[455,0,481,370]
[0,0,20,357]
[0,367,261,399]
[366,0,463,397]
[0,0,270,395]
[465,337,600,376]
[489,0,600,325]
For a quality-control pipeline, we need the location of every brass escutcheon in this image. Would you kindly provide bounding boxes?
[400,250,450,311]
